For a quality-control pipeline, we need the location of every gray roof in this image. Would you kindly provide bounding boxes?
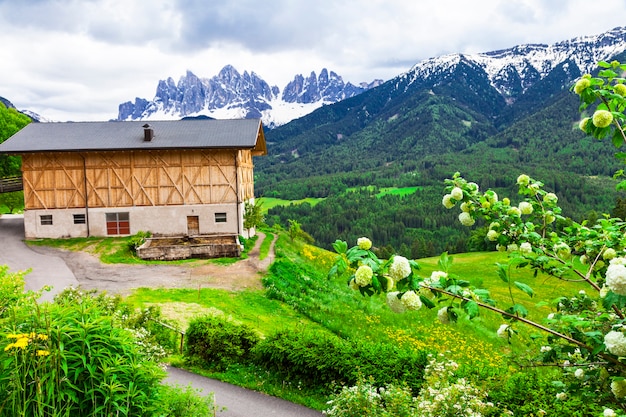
[0,119,266,154]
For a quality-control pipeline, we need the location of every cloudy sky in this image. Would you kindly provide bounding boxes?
[1,0,625,122]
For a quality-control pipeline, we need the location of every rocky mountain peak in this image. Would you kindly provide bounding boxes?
[117,66,380,127]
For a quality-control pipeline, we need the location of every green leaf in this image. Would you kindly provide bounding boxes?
[420,295,436,309]
[612,129,624,148]
[371,275,381,292]
[446,285,463,295]
[438,251,452,271]
[346,247,368,263]
[332,240,348,254]
[514,281,534,298]
[496,263,509,283]
[327,264,339,279]
[512,303,529,318]
[464,300,479,319]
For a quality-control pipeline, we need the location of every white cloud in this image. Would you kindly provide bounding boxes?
[1,0,625,121]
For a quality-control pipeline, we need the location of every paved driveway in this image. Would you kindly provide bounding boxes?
[0,214,79,302]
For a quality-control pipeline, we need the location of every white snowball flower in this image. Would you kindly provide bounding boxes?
[400,290,422,310]
[604,248,617,260]
[507,206,521,216]
[450,187,463,201]
[604,408,617,417]
[554,242,571,259]
[517,174,530,186]
[507,243,519,253]
[606,262,626,295]
[574,368,585,380]
[612,379,626,398]
[388,256,411,280]
[458,212,475,226]
[600,286,609,298]
[437,307,450,324]
[487,230,499,241]
[354,265,373,287]
[497,324,510,338]
[442,194,455,209]
[386,292,406,314]
[604,331,626,356]
[357,237,372,250]
[519,201,533,215]
[520,242,532,255]
[430,271,447,281]
[543,192,558,205]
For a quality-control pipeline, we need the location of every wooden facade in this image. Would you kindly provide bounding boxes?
[21,149,255,210]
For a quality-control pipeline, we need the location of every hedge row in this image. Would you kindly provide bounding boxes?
[184,315,429,392]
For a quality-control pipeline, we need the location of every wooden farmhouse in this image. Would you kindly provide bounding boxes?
[0,119,267,242]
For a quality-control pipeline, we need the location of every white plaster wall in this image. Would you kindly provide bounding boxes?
[23,203,245,239]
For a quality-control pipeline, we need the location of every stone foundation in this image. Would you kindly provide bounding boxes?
[136,235,241,261]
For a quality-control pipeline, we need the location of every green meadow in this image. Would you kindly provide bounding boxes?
[122,231,589,409]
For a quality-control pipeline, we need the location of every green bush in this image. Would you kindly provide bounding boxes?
[128,230,151,254]
[0,294,165,416]
[485,370,608,416]
[253,329,429,392]
[185,315,260,370]
[155,384,219,417]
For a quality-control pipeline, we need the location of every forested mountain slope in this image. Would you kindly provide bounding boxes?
[256,39,626,256]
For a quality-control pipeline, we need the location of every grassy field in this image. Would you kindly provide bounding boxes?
[346,185,421,198]
[257,196,324,212]
[127,232,586,378]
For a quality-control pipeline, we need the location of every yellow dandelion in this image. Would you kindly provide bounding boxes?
[36,350,50,356]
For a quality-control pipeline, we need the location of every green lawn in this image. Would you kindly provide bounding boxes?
[257,197,324,213]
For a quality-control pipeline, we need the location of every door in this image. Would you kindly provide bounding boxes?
[187,216,199,236]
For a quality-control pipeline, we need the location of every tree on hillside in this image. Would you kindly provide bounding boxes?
[0,191,23,213]
[0,103,30,178]
[243,199,265,238]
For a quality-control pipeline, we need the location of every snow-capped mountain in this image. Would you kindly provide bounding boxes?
[396,26,626,102]
[117,66,383,128]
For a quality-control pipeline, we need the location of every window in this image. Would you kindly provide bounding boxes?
[73,214,86,224]
[106,212,130,235]
[40,215,53,225]
[215,212,227,223]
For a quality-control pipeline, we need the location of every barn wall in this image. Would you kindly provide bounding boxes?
[22,149,242,210]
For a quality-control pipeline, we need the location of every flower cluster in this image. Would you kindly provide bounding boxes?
[357,237,372,250]
[606,258,626,296]
[605,331,626,357]
[354,265,373,287]
[388,255,411,281]
[4,332,48,353]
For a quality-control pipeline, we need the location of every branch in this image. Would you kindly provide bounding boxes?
[428,286,626,371]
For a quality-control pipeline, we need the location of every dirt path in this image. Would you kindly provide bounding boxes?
[28,231,276,295]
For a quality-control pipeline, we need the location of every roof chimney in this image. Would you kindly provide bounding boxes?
[143,123,154,142]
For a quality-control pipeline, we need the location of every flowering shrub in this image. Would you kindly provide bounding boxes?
[0,280,212,416]
[329,61,626,414]
[323,354,497,417]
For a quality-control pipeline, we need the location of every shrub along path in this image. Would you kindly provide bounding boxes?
[0,216,323,416]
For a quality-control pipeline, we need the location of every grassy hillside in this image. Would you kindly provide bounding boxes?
[126,232,588,408]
